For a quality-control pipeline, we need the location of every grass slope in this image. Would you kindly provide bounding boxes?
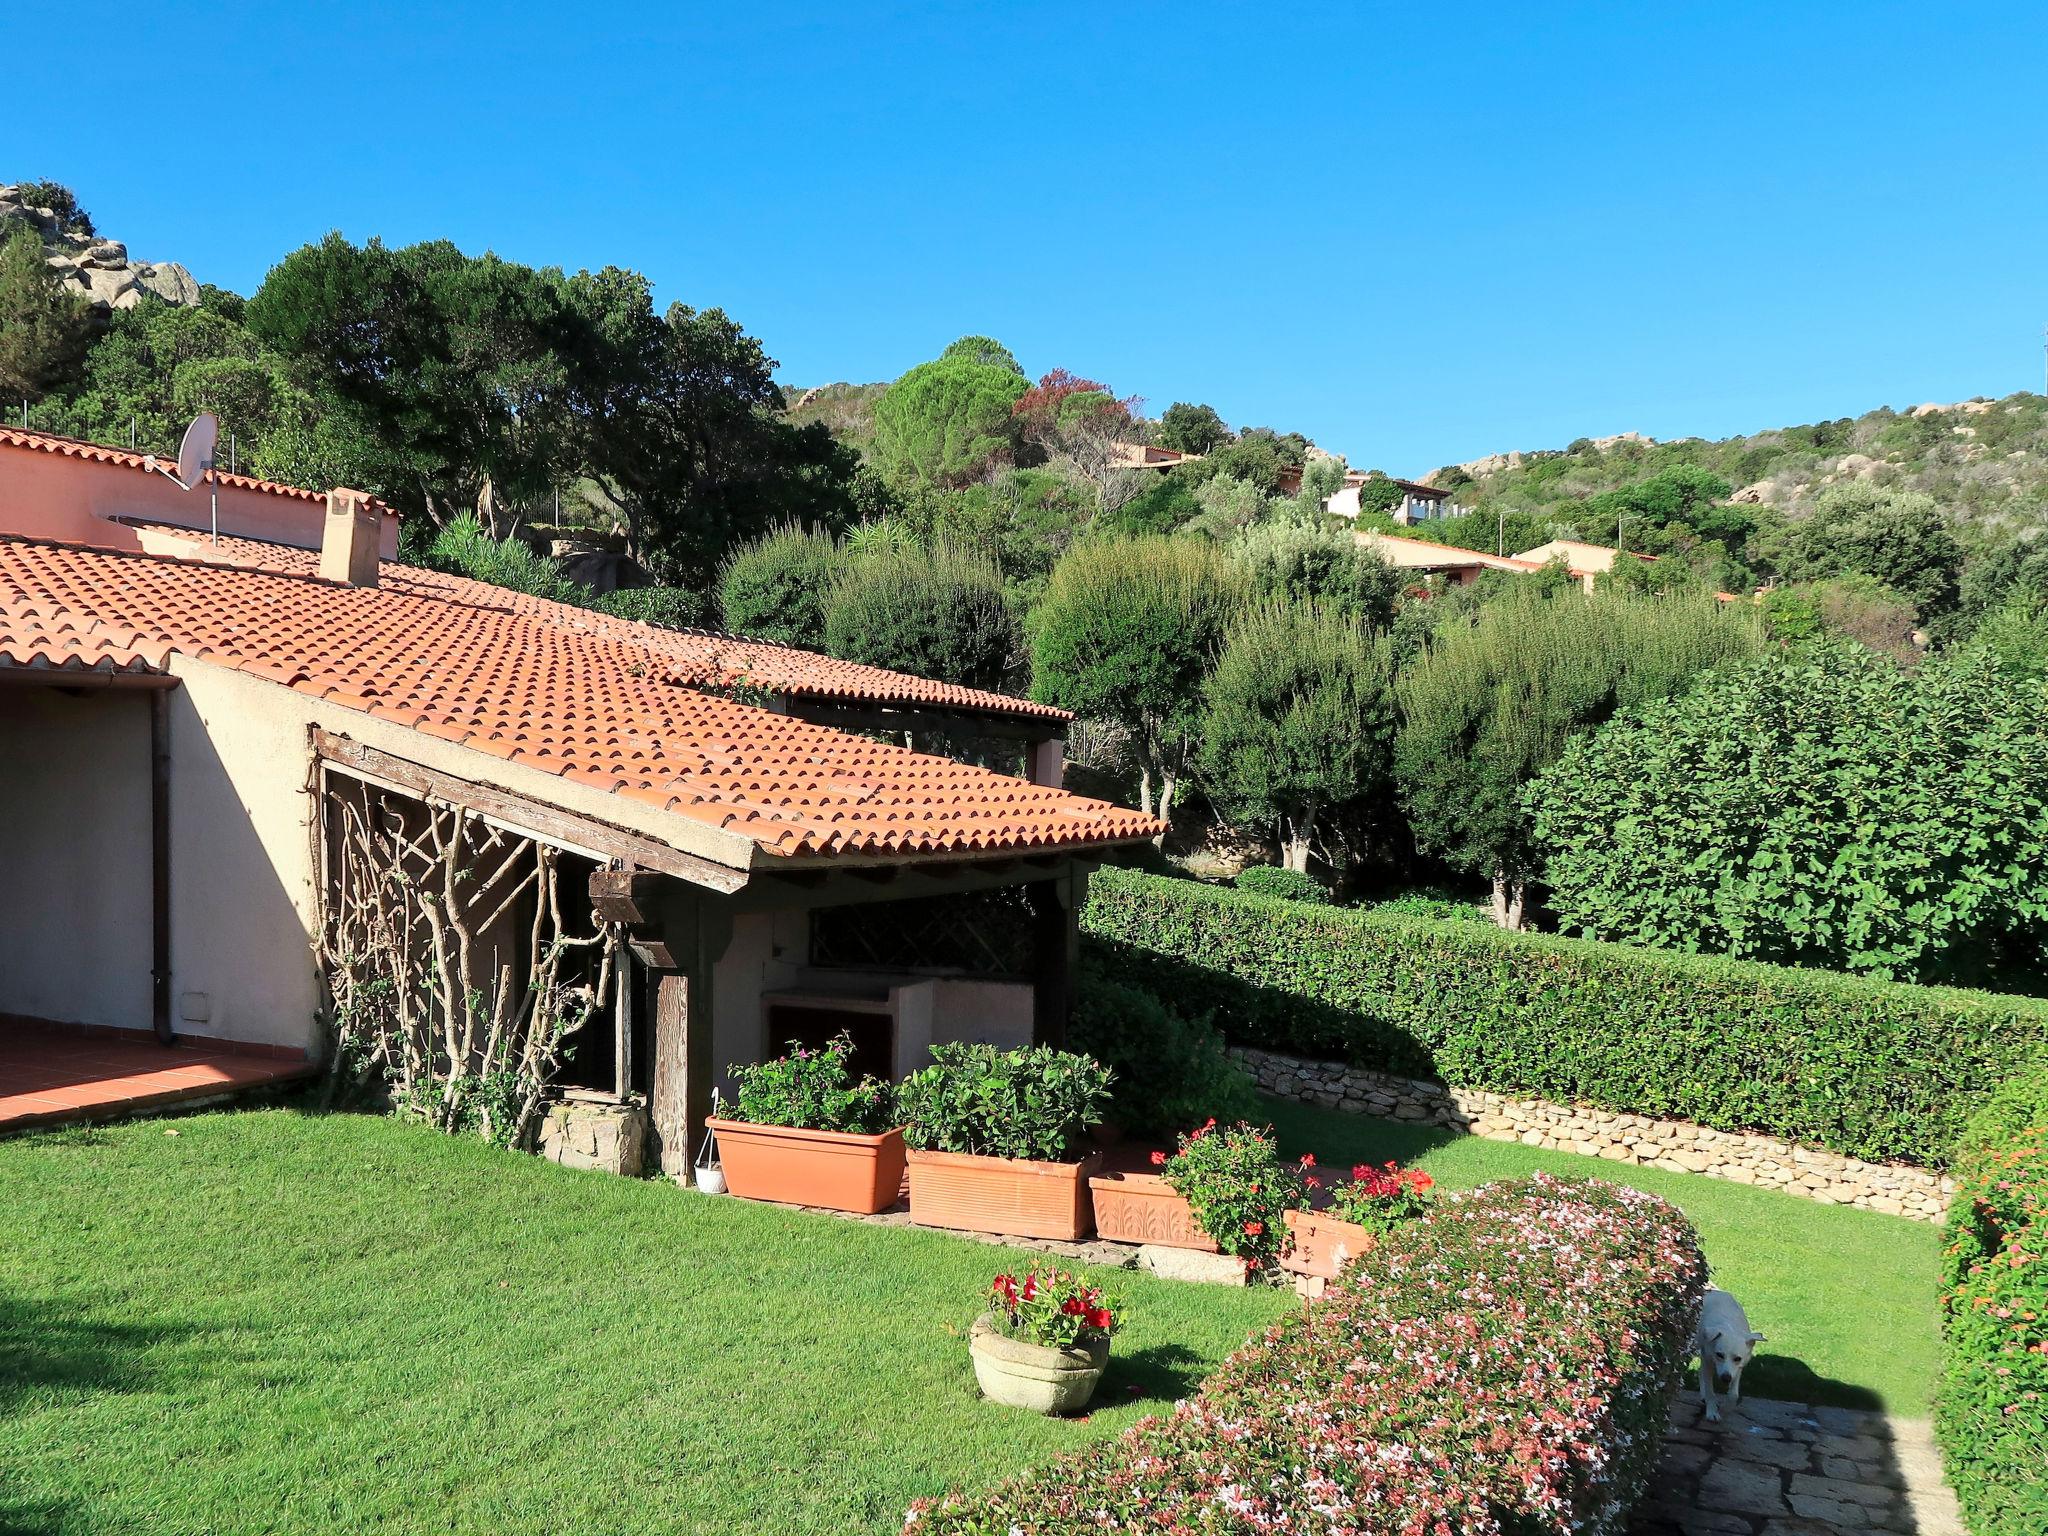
[1265,1097,1941,1413]
[0,1111,1286,1536]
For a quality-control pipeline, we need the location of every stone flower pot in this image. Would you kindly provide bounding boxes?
[1280,1207,1377,1283]
[1088,1166,1219,1252]
[706,1118,906,1215]
[907,1148,1103,1240]
[968,1318,1110,1415]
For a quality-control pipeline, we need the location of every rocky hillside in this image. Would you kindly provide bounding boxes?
[1434,395,2048,542]
[0,182,200,311]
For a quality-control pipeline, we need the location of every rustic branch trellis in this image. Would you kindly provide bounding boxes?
[317,775,621,1147]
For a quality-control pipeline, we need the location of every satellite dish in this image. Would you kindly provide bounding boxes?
[175,413,219,488]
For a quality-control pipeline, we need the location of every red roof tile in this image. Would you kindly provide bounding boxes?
[0,534,1157,862]
[127,521,1070,724]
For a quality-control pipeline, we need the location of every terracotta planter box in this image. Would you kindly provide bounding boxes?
[1088,1168,1219,1252]
[906,1148,1102,1240]
[1281,1207,1377,1282]
[706,1117,906,1215]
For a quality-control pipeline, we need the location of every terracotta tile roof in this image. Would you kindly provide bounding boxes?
[0,534,1158,861]
[0,427,397,519]
[126,521,1070,724]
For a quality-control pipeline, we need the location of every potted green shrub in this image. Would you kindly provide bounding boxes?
[1157,1120,1310,1279]
[705,1034,905,1214]
[968,1266,1119,1415]
[898,1043,1113,1240]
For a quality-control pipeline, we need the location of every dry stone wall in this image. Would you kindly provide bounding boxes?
[1233,1046,1953,1221]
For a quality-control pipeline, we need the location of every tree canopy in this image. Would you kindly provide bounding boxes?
[1029,537,1244,826]
[1529,641,2048,987]
[0,221,95,402]
[870,354,1029,488]
[1156,401,1230,455]
[1394,585,1762,925]
[1199,604,1396,875]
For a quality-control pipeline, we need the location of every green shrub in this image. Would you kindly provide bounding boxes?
[1068,972,1258,1139]
[592,584,710,631]
[1159,1120,1305,1274]
[421,515,587,606]
[1936,1065,2047,1536]
[719,522,840,646]
[896,1043,1111,1162]
[820,540,1017,691]
[1081,866,2048,1166]
[1232,865,1327,903]
[1370,889,1492,923]
[723,1033,896,1134]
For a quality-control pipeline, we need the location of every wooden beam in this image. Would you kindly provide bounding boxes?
[725,857,1089,914]
[312,729,749,894]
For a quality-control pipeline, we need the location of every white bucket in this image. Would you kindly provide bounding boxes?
[694,1163,727,1195]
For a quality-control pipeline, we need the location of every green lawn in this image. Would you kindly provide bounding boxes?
[1264,1097,1942,1414]
[0,1100,1943,1535]
[0,1111,1287,1536]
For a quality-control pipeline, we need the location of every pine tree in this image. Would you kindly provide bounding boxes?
[0,221,96,403]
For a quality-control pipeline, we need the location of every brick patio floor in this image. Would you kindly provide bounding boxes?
[0,1021,314,1134]
[1631,1391,1962,1536]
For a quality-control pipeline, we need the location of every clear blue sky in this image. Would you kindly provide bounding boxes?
[16,2,2048,475]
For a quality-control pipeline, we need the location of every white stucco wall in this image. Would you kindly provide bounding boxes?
[0,687,154,1029]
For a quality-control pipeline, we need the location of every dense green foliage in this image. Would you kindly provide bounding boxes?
[1393,585,1762,919]
[589,583,711,630]
[1937,1063,2048,1536]
[1768,482,1964,625]
[718,522,842,646]
[1199,604,1395,871]
[869,352,1029,487]
[0,221,96,401]
[1530,643,2048,987]
[421,514,589,605]
[1029,537,1243,822]
[914,1174,1704,1536]
[1154,400,1229,455]
[725,1033,896,1134]
[1233,865,1329,903]
[896,1043,1113,1162]
[1233,519,1401,627]
[1081,867,2048,1165]
[1067,970,1258,1139]
[821,541,1017,691]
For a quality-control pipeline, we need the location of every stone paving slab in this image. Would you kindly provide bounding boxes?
[1629,1393,1963,1536]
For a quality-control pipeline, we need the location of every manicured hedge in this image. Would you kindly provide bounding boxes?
[909,1173,1705,1535]
[1082,867,2048,1167]
[1937,1069,2048,1536]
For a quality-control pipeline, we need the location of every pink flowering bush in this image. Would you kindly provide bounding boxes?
[907,1172,1706,1536]
[1937,1067,2047,1536]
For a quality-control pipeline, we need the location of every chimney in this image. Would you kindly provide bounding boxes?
[319,488,380,587]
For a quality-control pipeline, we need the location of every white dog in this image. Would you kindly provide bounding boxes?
[1695,1288,1766,1422]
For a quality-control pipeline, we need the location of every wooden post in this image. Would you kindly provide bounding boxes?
[651,970,691,1178]
[647,894,731,1182]
[1028,870,1080,1051]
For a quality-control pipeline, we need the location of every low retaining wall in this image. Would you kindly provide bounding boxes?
[1232,1046,1954,1221]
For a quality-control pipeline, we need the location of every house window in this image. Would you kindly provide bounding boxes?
[808,887,1033,978]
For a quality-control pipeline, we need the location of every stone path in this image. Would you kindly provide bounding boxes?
[1630,1392,1963,1536]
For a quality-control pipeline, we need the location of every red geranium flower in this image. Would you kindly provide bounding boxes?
[1149,1150,1167,1167]
[1244,1221,1264,1237]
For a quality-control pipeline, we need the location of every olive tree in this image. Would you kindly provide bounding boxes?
[1029,537,1243,828]
[1200,604,1396,874]
[1394,585,1762,927]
